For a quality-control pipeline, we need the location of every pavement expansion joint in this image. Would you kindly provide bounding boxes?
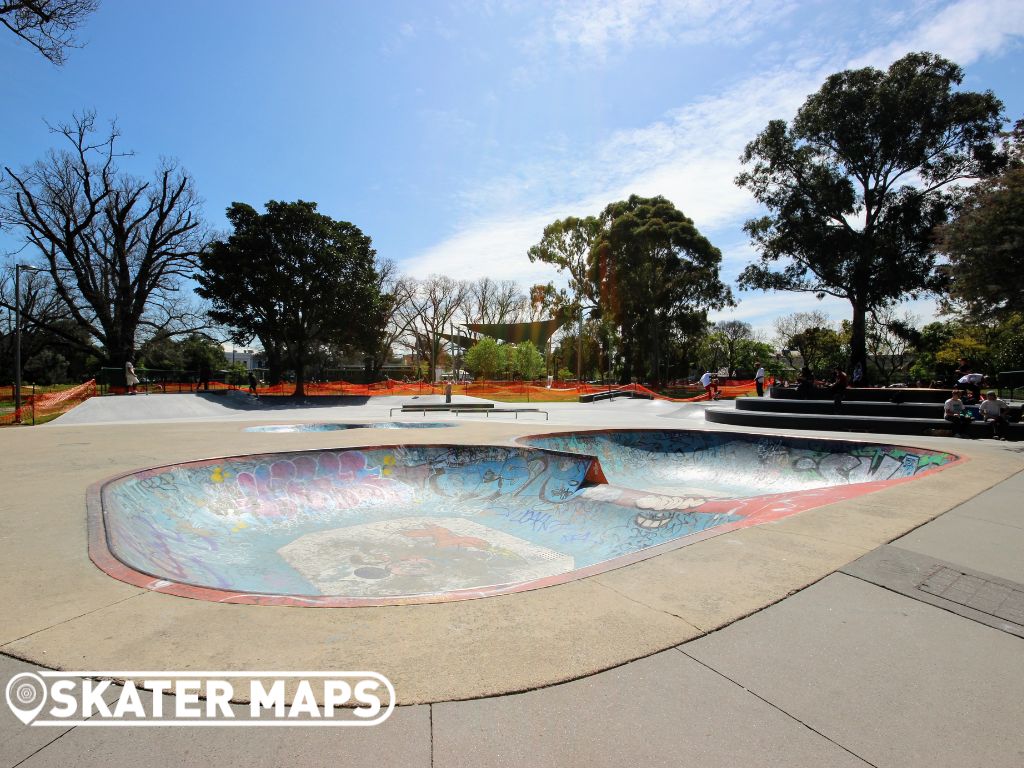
[590,577,705,633]
[0,590,147,650]
[675,647,879,768]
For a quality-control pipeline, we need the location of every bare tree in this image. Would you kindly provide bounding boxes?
[365,261,416,379]
[866,308,918,384]
[1,0,99,65]
[713,319,753,373]
[1,112,208,369]
[465,277,529,325]
[772,310,833,351]
[406,275,468,381]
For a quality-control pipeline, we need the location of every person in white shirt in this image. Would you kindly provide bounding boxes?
[957,370,984,403]
[943,389,972,438]
[124,360,139,395]
[754,363,765,397]
[978,391,1009,440]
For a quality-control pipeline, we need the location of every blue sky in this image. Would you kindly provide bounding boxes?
[2,0,1022,337]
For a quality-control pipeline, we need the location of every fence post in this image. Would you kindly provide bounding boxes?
[31,384,36,426]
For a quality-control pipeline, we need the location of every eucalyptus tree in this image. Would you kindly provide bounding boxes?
[591,195,732,384]
[737,52,1005,378]
[937,121,1024,320]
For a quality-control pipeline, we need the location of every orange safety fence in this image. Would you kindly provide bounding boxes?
[106,380,234,395]
[248,377,773,402]
[0,380,97,426]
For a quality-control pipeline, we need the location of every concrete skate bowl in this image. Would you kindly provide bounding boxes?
[244,423,456,432]
[519,429,959,499]
[87,437,958,608]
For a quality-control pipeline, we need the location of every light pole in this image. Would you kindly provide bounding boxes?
[13,264,42,424]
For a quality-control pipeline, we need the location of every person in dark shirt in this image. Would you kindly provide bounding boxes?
[829,367,848,407]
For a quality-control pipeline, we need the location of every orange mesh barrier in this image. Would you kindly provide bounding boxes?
[249,377,773,402]
[107,380,234,395]
[1,380,97,425]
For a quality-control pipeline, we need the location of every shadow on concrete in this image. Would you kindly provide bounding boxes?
[198,392,371,411]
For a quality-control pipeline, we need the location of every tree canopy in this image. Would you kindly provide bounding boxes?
[0,0,98,64]
[736,51,1005,380]
[937,121,1023,320]
[590,194,732,383]
[195,200,386,396]
[463,336,503,380]
[1,112,207,370]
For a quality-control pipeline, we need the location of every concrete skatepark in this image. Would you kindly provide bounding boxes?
[1,391,1022,766]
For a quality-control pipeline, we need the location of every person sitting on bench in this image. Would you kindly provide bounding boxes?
[796,366,815,399]
[978,390,1010,440]
[943,389,973,438]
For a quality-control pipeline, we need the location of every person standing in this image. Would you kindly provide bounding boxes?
[754,363,765,397]
[199,360,212,392]
[829,367,848,407]
[700,371,713,399]
[444,380,453,404]
[248,371,259,398]
[957,369,984,404]
[125,360,140,395]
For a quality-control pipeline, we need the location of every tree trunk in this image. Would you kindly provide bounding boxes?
[848,300,868,384]
[293,347,306,398]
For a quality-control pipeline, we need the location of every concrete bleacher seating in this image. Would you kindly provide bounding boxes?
[708,394,1022,440]
[769,385,949,403]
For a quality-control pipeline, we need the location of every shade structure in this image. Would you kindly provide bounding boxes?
[464,318,567,346]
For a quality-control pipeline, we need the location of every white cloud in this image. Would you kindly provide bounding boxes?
[526,0,798,62]
[851,0,1024,68]
[400,213,564,284]
[402,62,824,280]
[400,0,1020,331]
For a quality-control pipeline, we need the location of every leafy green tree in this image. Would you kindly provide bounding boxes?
[989,314,1024,374]
[179,334,228,374]
[733,339,777,376]
[713,320,753,373]
[908,320,957,382]
[507,341,545,380]
[736,52,1005,378]
[464,336,503,380]
[591,195,732,383]
[938,122,1024,319]
[790,326,848,374]
[137,331,184,371]
[196,201,386,396]
[528,216,601,380]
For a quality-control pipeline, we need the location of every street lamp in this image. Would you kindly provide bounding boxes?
[13,264,42,424]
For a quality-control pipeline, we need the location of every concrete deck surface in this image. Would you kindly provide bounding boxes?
[1,393,1022,766]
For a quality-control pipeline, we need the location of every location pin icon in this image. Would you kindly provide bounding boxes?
[5,673,48,725]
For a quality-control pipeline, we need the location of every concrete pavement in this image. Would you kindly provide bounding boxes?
[1,394,1021,766]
